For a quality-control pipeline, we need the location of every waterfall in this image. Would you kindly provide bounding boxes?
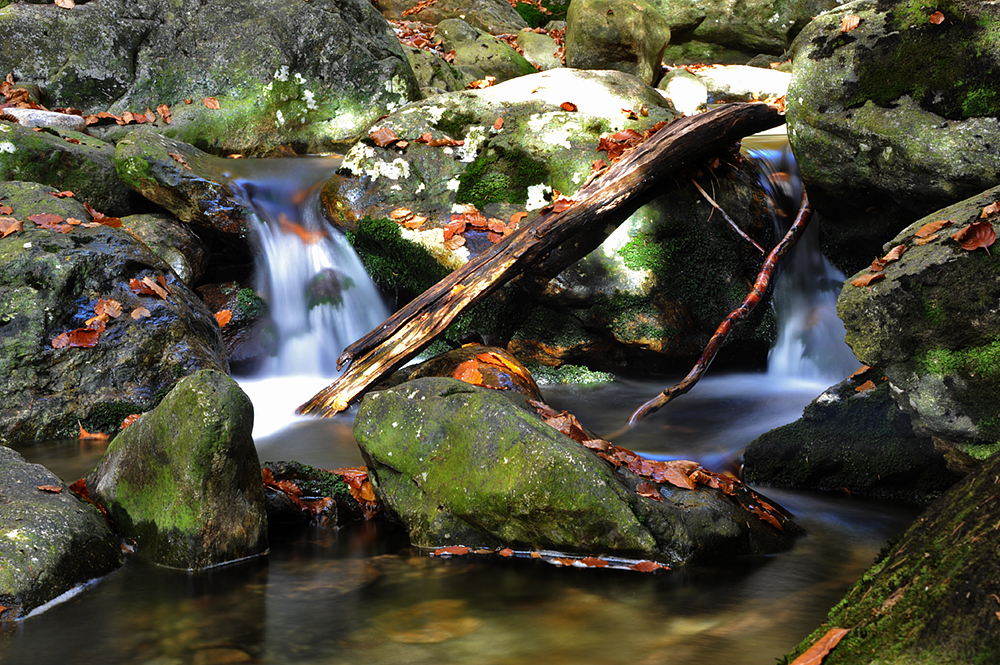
[214,157,390,436]
[744,135,860,383]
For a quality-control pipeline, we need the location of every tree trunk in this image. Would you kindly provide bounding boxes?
[298,102,785,416]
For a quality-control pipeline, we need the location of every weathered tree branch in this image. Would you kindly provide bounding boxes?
[625,194,812,427]
[297,102,785,416]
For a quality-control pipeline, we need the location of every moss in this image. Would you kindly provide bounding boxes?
[234,288,268,320]
[526,363,614,385]
[81,401,150,438]
[117,465,201,534]
[455,145,547,209]
[956,440,1000,460]
[591,292,670,342]
[444,286,526,346]
[513,0,568,28]
[923,300,946,325]
[961,86,1000,116]
[918,339,1000,378]
[347,216,449,302]
[263,460,352,501]
[114,155,154,192]
[432,109,478,138]
[618,232,672,272]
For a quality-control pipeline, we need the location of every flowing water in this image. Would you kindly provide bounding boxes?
[3,141,922,664]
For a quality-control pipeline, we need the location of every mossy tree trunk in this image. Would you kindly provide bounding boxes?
[298,102,785,416]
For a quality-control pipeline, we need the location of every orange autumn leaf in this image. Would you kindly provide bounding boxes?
[54,0,75,8]
[498,548,514,557]
[37,484,64,493]
[94,298,122,319]
[454,359,483,385]
[369,126,399,147]
[215,309,232,327]
[915,219,953,238]
[157,104,171,124]
[790,627,850,665]
[0,217,22,238]
[50,190,74,198]
[560,101,578,112]
[852,272,885,287]
[510,210,528,226]
[131,306,151,320]
[981,201,1000,218]
[466,76,496,89]
[854,379,876,392]
[431,545,470,556]
[28,212,71,233]
[203,97,221,110]
[52,328,100,349]
[389,207,414,222]
[120,414,142,429]
[882,244,906,264]
[580,557,608,568]
[929,10,945,24]
[636,481,663,502]
[841,15,860,31]
[78,422,109,440]
[849,365,872,379]
[951,221,996,252]
[493,117,504,130]
[630,560,668,572]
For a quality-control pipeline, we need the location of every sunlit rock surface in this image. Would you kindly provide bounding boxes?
[87,370,267,569]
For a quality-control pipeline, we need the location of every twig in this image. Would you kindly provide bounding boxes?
[692,178,765,254]
[625,194,811,428]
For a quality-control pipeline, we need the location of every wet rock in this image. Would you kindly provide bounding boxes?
[435,19,539,85]
[354,377,799,565]
[743,373,977,504]
[125,212,211,286]
[565,0,671,86]
[0,0,420,155]
[0,447,123,620]
[113,129,247,236]
[2,108,87,132]
[87,370,267,569]
[0,121,146,217]
[377,0,528,35]
[785,446,1000,664]
[261,460,364,528]
[195,282,275,368]
[837,184,1000,449]
[0,181,228,446]
[786,0,1000,274]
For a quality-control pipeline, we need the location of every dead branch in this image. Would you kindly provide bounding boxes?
[692,178,765,254]
[298,102,785,417]
[625,194,812,427]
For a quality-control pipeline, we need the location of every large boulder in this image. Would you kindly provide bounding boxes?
[784,446,1000,664]
[0,180,228,446]
[786,0,1000,274]
[354,377,798,565]
[124,212,211,287]
[87,370,267,569]
[565,0,671,85]
[330,69,776,373]
[0,446,122,620]
[0,0,421,154]
[0,120,147,217]
[435,19,540,84]
[376,0,529,35]
[837,185,1000,451]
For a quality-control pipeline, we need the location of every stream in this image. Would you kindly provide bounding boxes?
[3,143,921,664]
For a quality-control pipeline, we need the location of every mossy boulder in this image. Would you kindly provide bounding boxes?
[0,446,122,620]
[376,0,528,35]
[124,212,211,286]
[565,0,671,85]
[1,0,420,155]
[784,446,1000,664]
[743,372,977,504]
[0,121,146,217]
[87,370,267,569]
[0,181,228,446]
[837,185,1000,446]
[786,0,1000,274]
[435,19,540,85]
[354,377,799,565]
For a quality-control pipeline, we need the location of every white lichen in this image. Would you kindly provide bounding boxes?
[525,183,552,210]
[274,66,290,82]
[0,141,15,153]
[456,125,487,162]
[294,72,307,85]
[303,89,317,110]
[446,178,461,191]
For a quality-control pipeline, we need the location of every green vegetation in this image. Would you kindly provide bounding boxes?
[526,362,614,385]
[455,146,546,209]
[513,0,569,28]
[347,216,449,301]
[235,288,268,319]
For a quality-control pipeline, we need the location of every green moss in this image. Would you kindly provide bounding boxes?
[513,0,568,28]
[432,109,477,138]
[956,440,1000,460]
[618,232,672,272]
[234,288,268,319]
[923,300,946,325]
[455,146,547,209]
[117,465,201,534]
[591,292,670,342]
[918,339,1000,378]
[114,155,154,192]
[516,306,594,348]
[526,363,614,385]
[347,216,449,301]
[961,86,999,116]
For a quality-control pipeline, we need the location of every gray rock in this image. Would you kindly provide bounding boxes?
[516,30,564,71]
[0,447,122,620]
[0,121,146,217]
[404,46,475,98]
[693,64,790,103]
[786,0,1000,274]
[565,0,671,86]
[0,0,420,155]
[657,69,708,115]
[354,377,798,564]
[436,19,539,85]
[0,180,228,446]
[87,369,267,569]
[837,184,1000,448]
[377,0,528,35]
[2,107,87,132]
[124,212,211,286]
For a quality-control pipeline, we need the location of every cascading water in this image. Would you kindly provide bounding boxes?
[213,157,390,437]
[744,136,860,384]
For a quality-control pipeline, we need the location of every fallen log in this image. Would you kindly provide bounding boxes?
[626,195,812,428]
[298,102,785,416]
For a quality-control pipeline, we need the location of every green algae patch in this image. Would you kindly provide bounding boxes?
[455,145,547,209]
[348,216,450,301]
[87,370,267,569]
[782,452,1000,664]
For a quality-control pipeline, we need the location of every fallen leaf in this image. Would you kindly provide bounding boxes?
[120,414,142,429]
[443,235,466,250]
[914,234,939,246]
[390,207,414,222]
[951,221,996,252]
[510,211,528,226]
[637,481,663,501]
[855,379,876,392]
[929,10,945,24]
[168,152,190,168]
[915,219,953,238]
[78,422,109,440]
[157,104,171,124]
[560,101,578,112]
[493,117,504,130]
[0,204,11,215]
[52,328,100,349]
[370,126,399,147]
[849,365,872,378]
[203,97,221,110]
[790,627,850,665]
[0,216,22,237]
[28,212,70,232]
[852,273,885,287]
[580,557,608,568]
[54,0,75,8]
[431,545,470,556]
[215,309,232,327]
[131,306,151,320]
[630,560,668,572]
[37,484,64,493]
[840,15,860,31]
[498,548,514,557]
[467,76,497,89]
[50,190,74,198]
[453,359,483,385]
[94,298,122,319]
[981,201,1000,218]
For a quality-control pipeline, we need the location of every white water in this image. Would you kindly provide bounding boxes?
[214,157,390,438]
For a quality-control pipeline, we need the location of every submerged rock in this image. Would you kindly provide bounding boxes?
[837,184,1000,450]
[743,372,976,504]
[0,447,122,620]
[786,0,1000,273]
[87,370,267,570]
[0,181,228,446]
[354,377,798,565]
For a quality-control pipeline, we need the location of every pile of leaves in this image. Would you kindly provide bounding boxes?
[852,201,998,288]
[262,464,379,522]
[390,19,455,62]
[530,401,792,531]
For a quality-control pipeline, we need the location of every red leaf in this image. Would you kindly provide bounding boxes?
[453,359,483,385]
[790,627,850,665]
[498,548,514,557]
[493,117,504,130]
[951,221,996,252]
[630,560,668,572]
[120,414,142,429]
[215,310,232,327]
[928,10,945,24]
[432,545,471,556]
[560,101,578,112]
[369,126,399,147]
[636,481,663,501]
[0,217,22,238]
[580,556,608,568]
[840,15,860,32]
[914,219,953,238]
[52,328,100,349]
[851,272,885,287]
[203,97,221,110]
